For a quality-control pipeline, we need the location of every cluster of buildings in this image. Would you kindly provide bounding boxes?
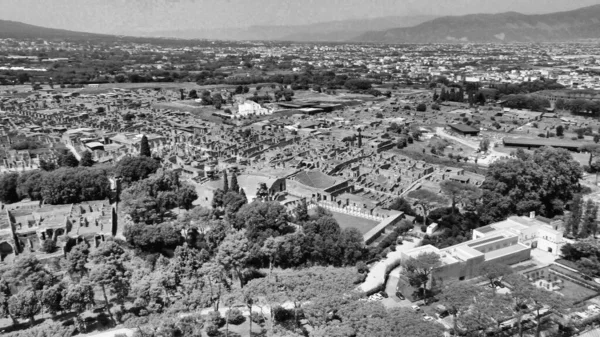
[398,214,568,300]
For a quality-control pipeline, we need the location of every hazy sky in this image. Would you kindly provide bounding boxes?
[2,0,600,34]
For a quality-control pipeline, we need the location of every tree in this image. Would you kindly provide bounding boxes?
[416,103,427,112]
[295,199,309,222]
[79,151,94,167]
[233,201,291,263]
[506,274,567,337]
[407,189,447,227]
[389,197,414,215]
[566,194,583,237]
[556,125,564,137]
[580,199,598,238]
[480,146,582,222]
[479,138,490,153]
[89,242,130,312]
[41,282,66,317]
[216,230,251,288]
[8,290,40,326]
[439,282,481,333]
[230,172,239,193]
[65,242,89,279]
[124,223,182,251]
[177,184,198,210]
[261,236,286,280]
[0,278,17,325]
[222,191,247,217]
[402,252,441,298]
[140,135,151,157]
[212,188,225,209]
[59,152,79,167]
[61,281,95,332]
[223,170,229,192]
[478,262,512,292]
[440,180,468,214]
[3,255,55,291]
[114,156,160,185]
[0,173,19,204]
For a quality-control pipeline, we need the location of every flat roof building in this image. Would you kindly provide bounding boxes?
[398,215,567,301]
[448,124,480,136]
[503,137,585,151]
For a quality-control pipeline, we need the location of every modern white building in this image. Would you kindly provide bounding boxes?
[236,101,272,118]
[397,215,569,299]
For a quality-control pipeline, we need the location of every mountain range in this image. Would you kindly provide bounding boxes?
[352,4,600,43]
[0,20,109,39]
[2,4,600,43]
[130,15,437,42]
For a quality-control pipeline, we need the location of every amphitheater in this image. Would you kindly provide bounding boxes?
[293,170,340,189]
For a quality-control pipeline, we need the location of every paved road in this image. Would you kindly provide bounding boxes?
[83,328,133,337]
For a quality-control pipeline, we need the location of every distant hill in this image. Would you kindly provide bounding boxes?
[137,16,438,42]
[0,19,109,39]
[353,5,600,43]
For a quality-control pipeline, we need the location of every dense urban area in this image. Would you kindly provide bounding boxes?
[3,32,600,337]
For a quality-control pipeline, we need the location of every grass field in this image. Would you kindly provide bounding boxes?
[330,211,379,235]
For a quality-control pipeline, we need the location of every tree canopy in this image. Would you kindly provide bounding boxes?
[479,146,582,222]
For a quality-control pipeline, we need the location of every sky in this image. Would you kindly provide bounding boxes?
[1,0,600,34]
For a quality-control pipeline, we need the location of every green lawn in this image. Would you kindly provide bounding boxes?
[329,211,379,235]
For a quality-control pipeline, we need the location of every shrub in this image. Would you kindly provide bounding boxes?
[356,261,368,274]
[273,306,293,323]
[250,312,265,325]
[354,273,367,284]
[113,309,124,323]
[416,103,427,112]
[421,225,428,232]
[96,312,112,328]
[207,310,225,328]
[205,322,220,337]
[226,308,245,325]
[431,104,440,111]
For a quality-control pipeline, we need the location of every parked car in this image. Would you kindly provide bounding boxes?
[412,305,421,311]
[493,280,505,288]
[395,292,405,300]
[423,315,434,322]
[378,291,389,298]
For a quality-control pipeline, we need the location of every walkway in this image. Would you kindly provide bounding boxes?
[83,328,133,337]
[358,240,418,294]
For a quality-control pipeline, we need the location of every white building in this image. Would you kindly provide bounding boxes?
[236,100,272,118]
[472,215,566,256]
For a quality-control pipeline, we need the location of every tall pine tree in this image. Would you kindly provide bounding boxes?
[230,172,239,193]
[222,170,229,192]
[296,198,309,222]
[567,194,583,237]
[140,135,151,157]
[581,200,598,238]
